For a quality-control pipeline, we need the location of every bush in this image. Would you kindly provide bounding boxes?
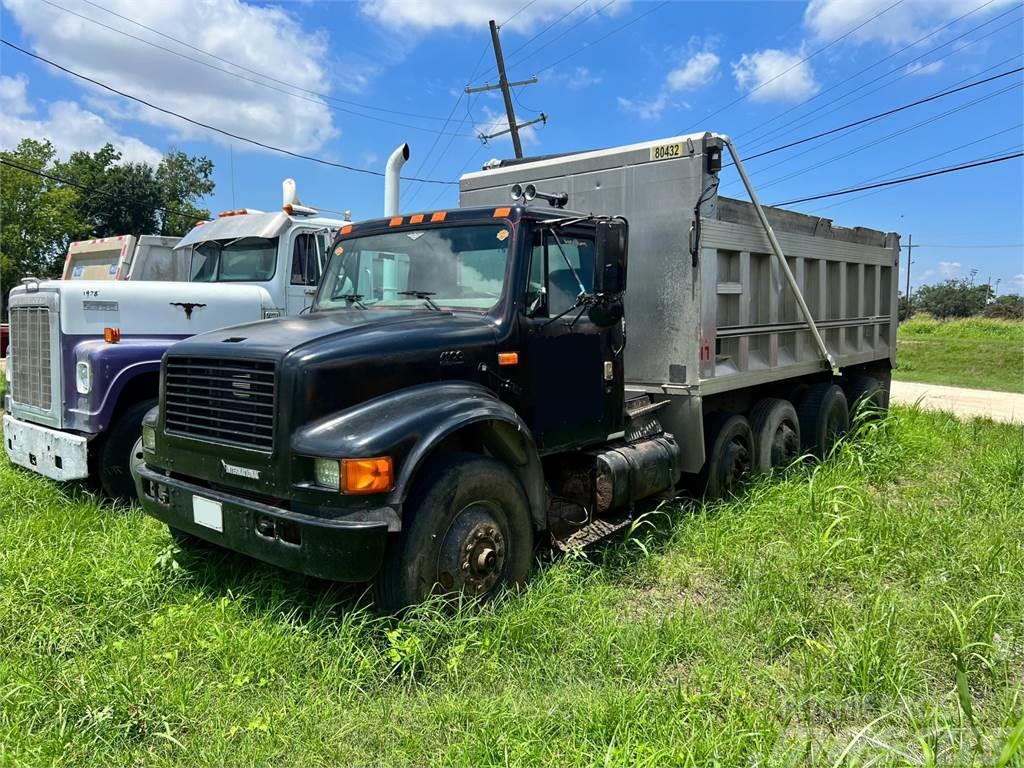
[912,279,992,318]
[982,294,1024,320]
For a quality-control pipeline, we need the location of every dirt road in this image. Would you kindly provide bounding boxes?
[890,380,1024,424]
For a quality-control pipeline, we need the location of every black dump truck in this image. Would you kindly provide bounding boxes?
[133,133,899,611]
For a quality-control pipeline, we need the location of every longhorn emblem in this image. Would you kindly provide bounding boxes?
[169,301,207,319]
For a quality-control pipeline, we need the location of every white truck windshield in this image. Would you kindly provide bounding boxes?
[190,237,278,282]
[316,224,510,311]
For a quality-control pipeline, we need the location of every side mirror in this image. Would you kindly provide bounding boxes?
[594,218,628,295]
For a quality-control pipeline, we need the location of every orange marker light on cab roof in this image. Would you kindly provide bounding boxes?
[409,213,425,224]
[104,327,120,344]
[341,457,394,494]
[389,216,403,227]
[340,225,353,235]
[497,351,518,366]
[493,207,511,218]
[430,211,447,223]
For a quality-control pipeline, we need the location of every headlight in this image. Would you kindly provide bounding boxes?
[313,458,340,490]
[142,425,156,451]
[75,361,92,395]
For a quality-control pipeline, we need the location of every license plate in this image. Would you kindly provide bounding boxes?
[192,495,223,532]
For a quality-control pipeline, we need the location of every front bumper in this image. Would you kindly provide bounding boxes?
[133,463,390,582]
[3,413,89,481]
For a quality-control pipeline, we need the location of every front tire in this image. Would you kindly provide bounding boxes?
[99,398,157,501]
[373,453,534,614]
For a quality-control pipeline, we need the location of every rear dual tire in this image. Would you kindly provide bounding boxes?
[797,383,849,458]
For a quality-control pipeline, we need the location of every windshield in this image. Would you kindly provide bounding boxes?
[190,237,278,282]
[316,224,511,311]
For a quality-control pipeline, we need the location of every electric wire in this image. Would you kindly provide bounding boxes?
[682,0,908,132]
[505,0,616,73]
[733,0,1009,145]
[0,39,458,185]
[47,0,473,128]
[769,152,1023,207]
[743,3,1023,151]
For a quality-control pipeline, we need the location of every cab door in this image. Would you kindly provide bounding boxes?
[286,230,324,315]
[519,226,623,452]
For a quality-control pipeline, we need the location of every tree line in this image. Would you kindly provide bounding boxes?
[1,138,214,304]
[901,279,1023,321]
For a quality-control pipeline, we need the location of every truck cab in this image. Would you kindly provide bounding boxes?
[3,181,350,499]
[134,204,676,611]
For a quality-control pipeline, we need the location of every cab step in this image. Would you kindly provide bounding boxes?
[552,513,634,552]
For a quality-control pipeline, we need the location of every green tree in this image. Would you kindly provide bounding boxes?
[1,139,88,304]
[913,279,993,318]
[982,294,1024,320]
[156,150,215,236]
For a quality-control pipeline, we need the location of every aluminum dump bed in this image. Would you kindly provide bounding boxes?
[459,133,899,397]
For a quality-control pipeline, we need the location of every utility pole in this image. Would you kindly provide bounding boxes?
[904,233,913,314]
[465,20,548,158]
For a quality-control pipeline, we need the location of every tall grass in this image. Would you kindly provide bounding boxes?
[900,315,1024,341]
[1,407,1022,766]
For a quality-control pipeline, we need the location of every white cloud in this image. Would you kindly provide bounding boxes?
[732,49,820,103]
[939,261,962,277]
[804,0,1017,46]
[359,0,621,32]
[617,93,671,121]
[1011,273,1024,289]
[474,105,540,147]
[616,44,715,121]
[666,51,720,91]
[565,66,603,90]
[906,61,944,76]
[0,74,162,165]
[3,0,340,155]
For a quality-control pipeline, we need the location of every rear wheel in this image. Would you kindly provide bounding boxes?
[750,398,801,473]
[701,414,754,499]
[843,375,887,419]
[797,383,849,458]
[373,453,534,614]
[99,398,157,501]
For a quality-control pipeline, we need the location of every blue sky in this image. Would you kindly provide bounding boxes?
[1,0,1022,293]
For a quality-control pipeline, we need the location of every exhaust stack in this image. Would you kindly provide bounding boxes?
[384,143,410,217]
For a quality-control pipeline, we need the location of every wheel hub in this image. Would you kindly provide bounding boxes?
[772,423,799,466]
[437,504,506,595]
[721,438,751,493]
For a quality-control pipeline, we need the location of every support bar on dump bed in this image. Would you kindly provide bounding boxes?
[716,134,838,373]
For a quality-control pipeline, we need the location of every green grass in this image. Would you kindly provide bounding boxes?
[896,317,1024,393]
[1,408,1023,766]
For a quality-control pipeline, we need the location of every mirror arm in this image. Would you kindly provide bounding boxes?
[548,228,586,296]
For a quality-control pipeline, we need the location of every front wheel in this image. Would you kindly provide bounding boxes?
[99,398,157,501]
[373,453,534,614]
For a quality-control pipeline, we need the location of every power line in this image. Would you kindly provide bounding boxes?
[73,0,468,125]
[730,65,1023,168]
[769,152,1023,207]
[531,1,668,77]
[38,0,474,136]
[733,0,1008,146]
[912,243,1024,248]
[501,0,589,65]
[0,39,457,186]
[682,0,908,132]
[742,2,1023,151]
[0,157,200,220]
[505,0,616,74]
[748,80,1021,193]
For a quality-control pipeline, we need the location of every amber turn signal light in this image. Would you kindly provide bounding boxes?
[104,327,120,343]
[497,351,518,366]
[341,457,394,494]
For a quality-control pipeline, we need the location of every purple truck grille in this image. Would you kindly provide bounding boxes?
[164,356,276,451]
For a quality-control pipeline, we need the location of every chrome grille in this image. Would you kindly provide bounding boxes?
[9,305,53,410]
[164,356,276,451]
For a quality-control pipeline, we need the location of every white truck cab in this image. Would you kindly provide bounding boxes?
[4,179,352,498]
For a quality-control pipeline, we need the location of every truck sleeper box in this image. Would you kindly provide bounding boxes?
[133,133,898,611]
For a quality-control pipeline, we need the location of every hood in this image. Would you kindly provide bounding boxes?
[174,307,495,360]
[9,279,272,336]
